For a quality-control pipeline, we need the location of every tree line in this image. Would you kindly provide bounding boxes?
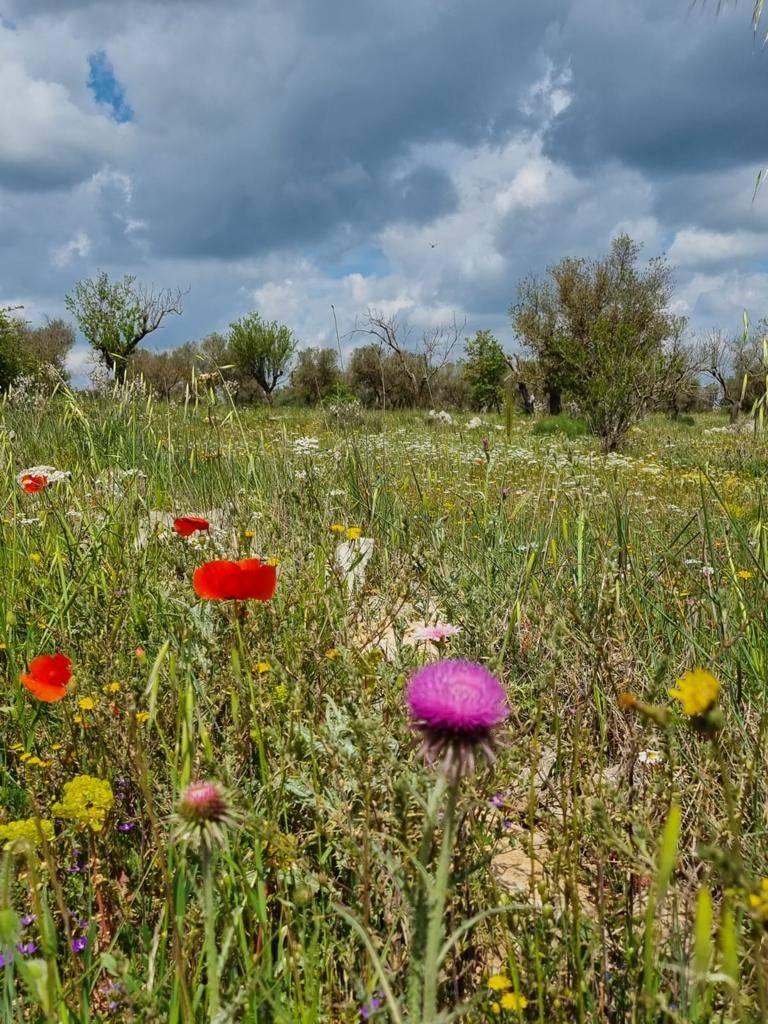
[2,234,766,450]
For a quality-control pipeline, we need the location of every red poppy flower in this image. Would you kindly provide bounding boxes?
[20,474,48,494]
[173,516,210,537]
[20,653,72,703]
[193,558,278,601]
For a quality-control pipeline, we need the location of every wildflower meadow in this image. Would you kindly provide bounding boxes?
[2,389,768,1022]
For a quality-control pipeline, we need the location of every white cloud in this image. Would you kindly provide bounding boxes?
[668,227,768,267]
[52,230,91,267]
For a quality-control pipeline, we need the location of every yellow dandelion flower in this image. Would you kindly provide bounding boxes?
[244,529,255,538]
[105,682,121,694]
[77,697,96,711]
[256,661,271,674]
[490,1003,501,1016]
[19,752,32,762]
[488,974,511,991]
[737,570,753,580]
[329,523,345,533]
[668,667,720,717]
[346,527,362,540]
[135,711,150,724]
[324,647,340,660]
[501,992,528,1011]
[29,553,42,565]
[51,744,63,751]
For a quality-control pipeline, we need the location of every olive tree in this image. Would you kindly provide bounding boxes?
[228,313,296,403]
[65,272,184,382]
[512,235,690,451]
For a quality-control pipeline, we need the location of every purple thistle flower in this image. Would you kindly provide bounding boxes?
[406,660,508,777]
[16,942,37,955]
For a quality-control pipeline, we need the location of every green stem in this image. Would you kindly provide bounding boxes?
[201,846,220,1019]
[422,777,459,1023]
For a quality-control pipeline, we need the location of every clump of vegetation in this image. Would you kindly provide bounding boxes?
[531,412,589,437]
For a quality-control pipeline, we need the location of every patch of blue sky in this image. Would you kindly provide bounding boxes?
[87,50,133,123]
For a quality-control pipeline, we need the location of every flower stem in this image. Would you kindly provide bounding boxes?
[422,776,459,1023]
[200,845,220,1018]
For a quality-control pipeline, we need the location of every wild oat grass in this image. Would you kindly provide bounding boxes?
[1,391,768,1022]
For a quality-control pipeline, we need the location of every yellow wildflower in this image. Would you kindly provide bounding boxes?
[256,661,271,674]
[748,878,768,924]
[329,523,345,533]
[244,529,255,538]
[737,570,753,580]
[0,817,54,849]
[135,711,150,724]
[346,527,362,540]
[78,697,96,711]
[324,648,340,660]
[491,1003,501,1016]
[488,974,511,991]
[501,992,528,1011]
[105,682,121,694]
[52,775,114,832]
[29,553,42,564]
[668,667,720,717]
[266,557,280,567]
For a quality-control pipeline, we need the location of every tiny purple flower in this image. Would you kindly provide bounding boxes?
[71,936,88,954]
[20,914,36,927]
[360,991,384,1019]
[16,942,37,956]
[117,822,136,832]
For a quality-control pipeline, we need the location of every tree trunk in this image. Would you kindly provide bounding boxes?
[548,387,562,415]
[729,399,741,423]
[517,381,534,415]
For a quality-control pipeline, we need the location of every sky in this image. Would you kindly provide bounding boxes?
[1,0,767,384]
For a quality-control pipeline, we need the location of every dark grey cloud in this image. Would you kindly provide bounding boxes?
[1,0,767,381]
[544,0,768,175]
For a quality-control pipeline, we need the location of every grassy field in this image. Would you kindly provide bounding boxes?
[1,390,768,1022]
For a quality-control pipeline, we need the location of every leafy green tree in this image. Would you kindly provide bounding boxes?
[65,272,184,382]
[290,347,342,404]
[228,313,296,403]
[462,329,507,411]
[0,306,26,392]
[20,318,74,380]
[513,235,688,451]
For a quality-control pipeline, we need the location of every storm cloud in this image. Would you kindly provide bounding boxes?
[1,0,767,381]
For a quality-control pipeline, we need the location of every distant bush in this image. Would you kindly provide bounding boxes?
[532,413,589,438]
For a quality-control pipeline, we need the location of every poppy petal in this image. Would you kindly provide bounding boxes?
[26,653,72,688]
[237,561,278,601]
[20,674,68,703]
[174,516,210,537]
[193,560,241,600]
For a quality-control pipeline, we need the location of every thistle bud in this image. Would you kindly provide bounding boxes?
[178,781,229,825]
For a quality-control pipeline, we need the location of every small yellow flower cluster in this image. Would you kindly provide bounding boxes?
[329,523,363,540]
[0,817,54,848]
[668,668,720,718]
[255,661,271,674]
[748,878,768,924]
[487,974,528,1015]
[52,775,114,832]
